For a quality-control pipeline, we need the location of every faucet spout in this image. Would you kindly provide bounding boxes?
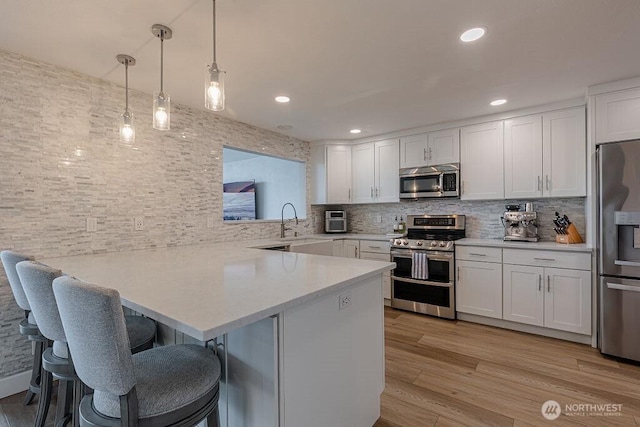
[280,202,298,238]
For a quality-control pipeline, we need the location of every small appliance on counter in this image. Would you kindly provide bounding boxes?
[325,210,347,233]
[502,204,539,242]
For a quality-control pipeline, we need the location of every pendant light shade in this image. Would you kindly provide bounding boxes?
[205,0,225,111]
[117,54,136,143]
[152,24,172,130]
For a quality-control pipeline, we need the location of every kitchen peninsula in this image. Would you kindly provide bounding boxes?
[42,241,393,427]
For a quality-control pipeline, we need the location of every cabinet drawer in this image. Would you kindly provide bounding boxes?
[359,240,391,254]
[359,252,390,262]
[503,249,591,270]
[456,246,502,263]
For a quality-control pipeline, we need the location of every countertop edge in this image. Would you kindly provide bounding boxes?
[456,238,593,253]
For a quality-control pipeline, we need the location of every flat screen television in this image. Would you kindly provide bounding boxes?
[223,181,256,220]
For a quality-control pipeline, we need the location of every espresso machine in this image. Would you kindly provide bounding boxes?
[502,205,539,242]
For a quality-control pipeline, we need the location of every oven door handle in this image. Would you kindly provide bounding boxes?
[391,252,453,262]
[391,275,453,288]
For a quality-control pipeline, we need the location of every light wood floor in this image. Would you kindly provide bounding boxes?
[375,307,640,427]
[2,308,640,426]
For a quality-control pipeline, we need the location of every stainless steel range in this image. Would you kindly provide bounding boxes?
[390,214,465,319]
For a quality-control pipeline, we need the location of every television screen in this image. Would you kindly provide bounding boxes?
[223,181,256,220]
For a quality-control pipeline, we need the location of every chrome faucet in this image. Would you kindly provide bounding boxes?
[280,202,299,238]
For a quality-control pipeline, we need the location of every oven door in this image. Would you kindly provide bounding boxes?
[390,249,455,319]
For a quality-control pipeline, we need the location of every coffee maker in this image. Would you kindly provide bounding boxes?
[502,204,539,242]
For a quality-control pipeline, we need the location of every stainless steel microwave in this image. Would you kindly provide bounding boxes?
[399,164,460,199]
[325,210,347,233]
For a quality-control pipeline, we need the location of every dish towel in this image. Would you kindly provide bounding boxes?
[411,252,429,280]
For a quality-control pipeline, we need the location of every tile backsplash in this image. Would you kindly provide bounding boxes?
[311,198,586,241]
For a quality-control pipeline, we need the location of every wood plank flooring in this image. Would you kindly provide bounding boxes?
[2,307,640,426]
[375,307,640,426]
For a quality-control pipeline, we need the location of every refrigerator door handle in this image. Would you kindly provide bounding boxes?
[614,260,640,268]
[607,282,640,293]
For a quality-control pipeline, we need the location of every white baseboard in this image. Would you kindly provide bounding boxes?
[0,370,31,400]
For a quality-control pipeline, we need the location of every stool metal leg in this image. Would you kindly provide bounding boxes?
[24,339,46,405]
[54,379,73,427]
[34,370,52,427]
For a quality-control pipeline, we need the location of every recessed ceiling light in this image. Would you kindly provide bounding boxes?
[350,129,362,134]
[490,99,508,106]
[275,96,290,103]
[460,27,486,43]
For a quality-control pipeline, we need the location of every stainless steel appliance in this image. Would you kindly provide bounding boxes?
[325,210,347,233]
[399,164,459,199]
[502,210,539,242]
[390,214,465,319]
[597,139,640,362]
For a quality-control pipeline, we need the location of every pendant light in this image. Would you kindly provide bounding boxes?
[205,0,225,111]
[116,54,136,143]
[151,24,173,130]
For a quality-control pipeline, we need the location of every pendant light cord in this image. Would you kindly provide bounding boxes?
[124,60,129,110]
[160,32,164,92]
[212,0,217,63]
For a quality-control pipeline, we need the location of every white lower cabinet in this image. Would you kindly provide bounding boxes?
[342,240,359,259]
[359,240,392,301]
[456,245,592,338]
[503,249,591,335]
[456,246,503,319]
[331,240,343,257]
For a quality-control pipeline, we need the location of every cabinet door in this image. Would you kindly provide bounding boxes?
[543,268,591,334]
[331,240,344,257]
[399,134,429,168]
[351,143,375,204]
[326,145,352,204]
[504,115,543,199]
[460,121,504,200]
[503,264,544,326]
[456,260,502,319]
[374,139,399,203]
[543,107,586,197]
[595,87,640,143]
[343,240,360,259]
[428,128,460,165]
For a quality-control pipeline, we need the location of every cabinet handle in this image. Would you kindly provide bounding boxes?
[538,274,542,291]
[371,187,374,198]
[537,176,541,191]
[534,257,556,262]
[545,175,550,191]
[461,181,464,195]
[368,245,381,249]
[547,275,551,292]
[429,147,433,160]
[348,188,351,201]
[375,187,379,198]
[457,266,461,282]
[423,148,427,161]
[468,253,486,257]
[355,247,358,258]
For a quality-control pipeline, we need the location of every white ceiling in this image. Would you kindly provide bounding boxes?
[2,0,640,142]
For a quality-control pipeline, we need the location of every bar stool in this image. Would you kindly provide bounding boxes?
[0,250,48,406]
[17,261,158,427]
[53,276,221,427]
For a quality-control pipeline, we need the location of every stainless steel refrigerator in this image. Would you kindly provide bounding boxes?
[597,139,640,362]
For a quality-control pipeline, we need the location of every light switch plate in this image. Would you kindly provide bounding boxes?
[86,217,97,232]
[376,214,382,223]
[207,217,214,228]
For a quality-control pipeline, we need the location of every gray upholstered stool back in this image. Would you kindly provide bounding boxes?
[53,276,136,397]
[1,250,35,311]
[16,261,65,346]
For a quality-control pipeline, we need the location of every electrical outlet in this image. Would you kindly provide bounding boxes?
[207,217,214,228]
[376,214,382,223]
[134,217,144,231]
[338,291,352,311]
[498,215,504,226]
[86,217,97,232]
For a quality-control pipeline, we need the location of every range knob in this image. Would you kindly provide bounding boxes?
[394,239,402,246]
[430,241,437,247]
[416,241,423,246]
[402,239,409,246]
[439,241,446,247]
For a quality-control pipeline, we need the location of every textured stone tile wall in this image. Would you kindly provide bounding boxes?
[311,198,586,241]
[0,49,312,379]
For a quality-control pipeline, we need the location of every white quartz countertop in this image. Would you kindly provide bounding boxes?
[457,238,593,253]
[41,241,394,341]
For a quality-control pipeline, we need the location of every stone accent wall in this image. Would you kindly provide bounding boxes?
[0,50,311,379]
[311,198,586,241]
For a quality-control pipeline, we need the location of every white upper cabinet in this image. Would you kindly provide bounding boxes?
[595,87,640,143]
[460,121,504,200]
[542,107,586,197]
[311,144,352,204]
[352,139,399,204]
[503,107,585,199]
[399,129,459,168]
[504,115,543,199]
